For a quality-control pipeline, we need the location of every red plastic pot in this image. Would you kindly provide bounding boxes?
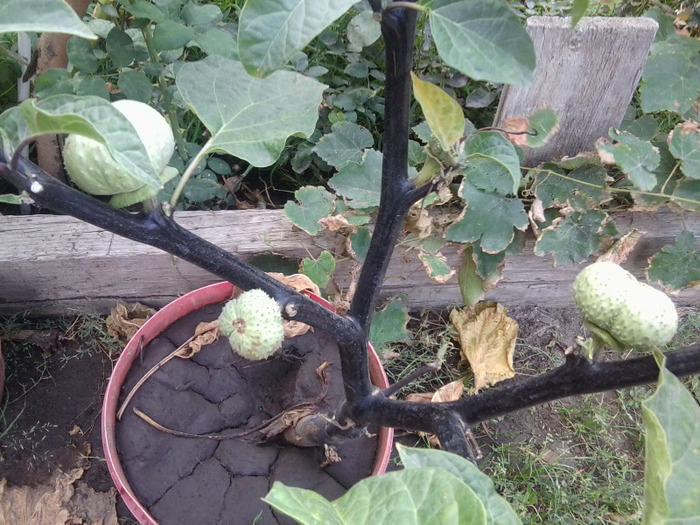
[101,281,394,525]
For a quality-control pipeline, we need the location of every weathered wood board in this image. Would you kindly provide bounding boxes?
[0,208,697,315]
[494,16,658,166]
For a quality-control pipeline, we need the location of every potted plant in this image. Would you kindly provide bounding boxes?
[1,0,700,523]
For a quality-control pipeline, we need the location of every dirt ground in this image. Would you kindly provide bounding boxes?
[0,303,694,524]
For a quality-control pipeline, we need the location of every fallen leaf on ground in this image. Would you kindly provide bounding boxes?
[405,379,466,447]
[450,302,517,391]
[0,466,117,525]
[176,321,220,358]
[106,301,156,341]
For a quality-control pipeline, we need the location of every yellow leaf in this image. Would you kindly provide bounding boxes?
[411,72,465,151]
[450,302,517,390]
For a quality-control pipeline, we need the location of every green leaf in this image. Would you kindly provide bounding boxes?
[66,36,99,74]
[419,252,455,283]
[642,350,700,524]
[17,95,158,188]
[461,131,521,195]
[640,45,700,114]
[350,227,371,262]
[398,445,522,525]
[284,186,335,235]
[117,70,153,103]
[621,114,659,142]
[597,130,660,191]
[181,2,223,26]
[328,149,382,208]
[153,19,195,51]
[369,299,410,355]
[302,250,335,289]
[74,76,109,99]
[176,56,326,167]
[647,231,700,292]
[194,28,238,60]
[0,0,96,38]
[0,193,25,205]
[238,0,357,77]
[411,73,465,151]
[457,245,503,307]
[125,0,167,22]
[670,179,700,212]
[313,121,374,169]
[669,122,700,180]
[346,10,381,52]
[265,467,488,525]
[182,177,224,202]
[526,108,559,148]
[533,165,610,210]
[571,0,589,27]
[106,27,135,68]
[426,0,535,85]
[534,209,609,266]
[446,183,528,253]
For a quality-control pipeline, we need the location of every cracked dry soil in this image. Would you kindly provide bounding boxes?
[115,302,380,525]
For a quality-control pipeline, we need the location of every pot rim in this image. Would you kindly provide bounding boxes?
[101,281,394,525]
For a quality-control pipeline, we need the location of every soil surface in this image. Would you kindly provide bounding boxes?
[2,303,692,524]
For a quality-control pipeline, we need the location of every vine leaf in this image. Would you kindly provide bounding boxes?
[425,0,535,85]
[532,165,610,210]
[596,130,660,191]
[346,10,381,52]
[446,183,528,253]
[647,231,700,293]
[641,40,700,114]
[642,350,700,524]
[284,186,336,235]
[176,56,326,167]
[411,73,465,151]
[419,252,456,283]
[301,251,335,290]
[238,0,356,77]
[0,0,96,38]
[534,210,612,266]
[461,131,521,196]
[369,299,410,356]
[570,0,589,27]
[328,149,382,209]
[668,121,700,180]
[313,122,374,169]
[457,245,503,307]
[450,302,517,391]
[670,179,700,212]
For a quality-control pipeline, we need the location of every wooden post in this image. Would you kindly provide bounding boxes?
[494,17,658,166]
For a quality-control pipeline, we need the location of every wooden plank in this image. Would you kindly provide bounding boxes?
[494,16,658,166]
[0,208,697,315]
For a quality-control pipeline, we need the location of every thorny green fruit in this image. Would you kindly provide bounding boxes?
[63,99,177,208]
[573,261,678,349]
[218,289,285,361]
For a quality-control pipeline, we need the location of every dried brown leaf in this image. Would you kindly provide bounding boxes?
[176,321,221,358]
[450,302,517,391]
[597,229,645,265]
[404,207,433,238]
[105,301,156,341]
[503,117,530,147]
[318,215,354,231]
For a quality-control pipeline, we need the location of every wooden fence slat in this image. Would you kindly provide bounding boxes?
[494,16,658,166]
[0,208,697,315]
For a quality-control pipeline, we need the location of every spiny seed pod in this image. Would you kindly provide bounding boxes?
[218,289,284,360]
[573,261,678,349]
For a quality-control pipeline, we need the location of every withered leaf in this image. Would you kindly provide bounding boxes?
[105,301,156,341]
[597,229,645,265]
[502,116,530,147]
[176,321,220,358]
[450,301,517,390]
[404,206,433,238]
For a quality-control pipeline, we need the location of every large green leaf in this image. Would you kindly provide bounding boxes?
[369,298,410,355]
[640,42,700,114]
[461,131,521,196]
[533,164,610,210]
[301,250,335,289]
[13,95,157,188]
[669,122,700,180]
[411,73,465,151]
[647,231,700,292]
[534,209,611,266]
[0,0,95,38]
[238,0,357,77]
[328,149,383,208]
[425,0,535,85]
[398,446,522,525]
[265,467,487,525]
[642,350,700,524]
[176,56,326,167]
[446,182,528,253]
